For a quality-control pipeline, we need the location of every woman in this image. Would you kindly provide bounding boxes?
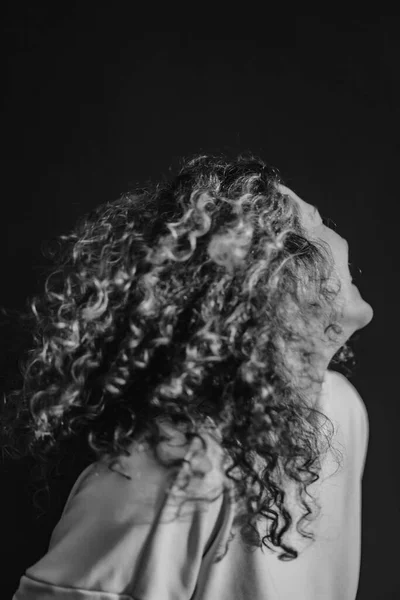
[7,154,372,599]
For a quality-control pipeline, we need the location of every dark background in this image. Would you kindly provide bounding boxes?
[2,8,398,599]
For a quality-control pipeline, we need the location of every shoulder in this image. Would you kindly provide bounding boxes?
[326,369,369,472]
[326,369,368,421]
[68,419,230,523]
[326,369,367,416]
[327,369,359,395]
[21,421,231,598]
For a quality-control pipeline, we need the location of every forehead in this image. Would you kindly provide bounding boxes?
[277,184,318,228]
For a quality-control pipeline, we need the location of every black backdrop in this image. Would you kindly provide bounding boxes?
[2,9,398,599]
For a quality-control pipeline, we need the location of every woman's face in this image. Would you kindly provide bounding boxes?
[278,184,374,340]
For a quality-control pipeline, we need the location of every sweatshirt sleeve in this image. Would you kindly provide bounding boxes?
[12,427,229,600]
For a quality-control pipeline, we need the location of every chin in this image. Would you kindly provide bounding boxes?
[344,296,374,335]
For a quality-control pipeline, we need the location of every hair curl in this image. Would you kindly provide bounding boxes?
[1,153,353,562]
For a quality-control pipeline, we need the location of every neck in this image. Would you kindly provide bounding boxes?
[285,339,340,415]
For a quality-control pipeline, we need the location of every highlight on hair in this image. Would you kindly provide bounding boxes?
[1,153,352,562]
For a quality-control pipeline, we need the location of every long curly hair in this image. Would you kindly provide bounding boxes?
[1,153,352,562]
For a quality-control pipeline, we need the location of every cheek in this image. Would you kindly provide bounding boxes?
[330,244,351,283]
[337,260,351,283]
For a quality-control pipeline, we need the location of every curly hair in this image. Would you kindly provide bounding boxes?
[1,153,352,563]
